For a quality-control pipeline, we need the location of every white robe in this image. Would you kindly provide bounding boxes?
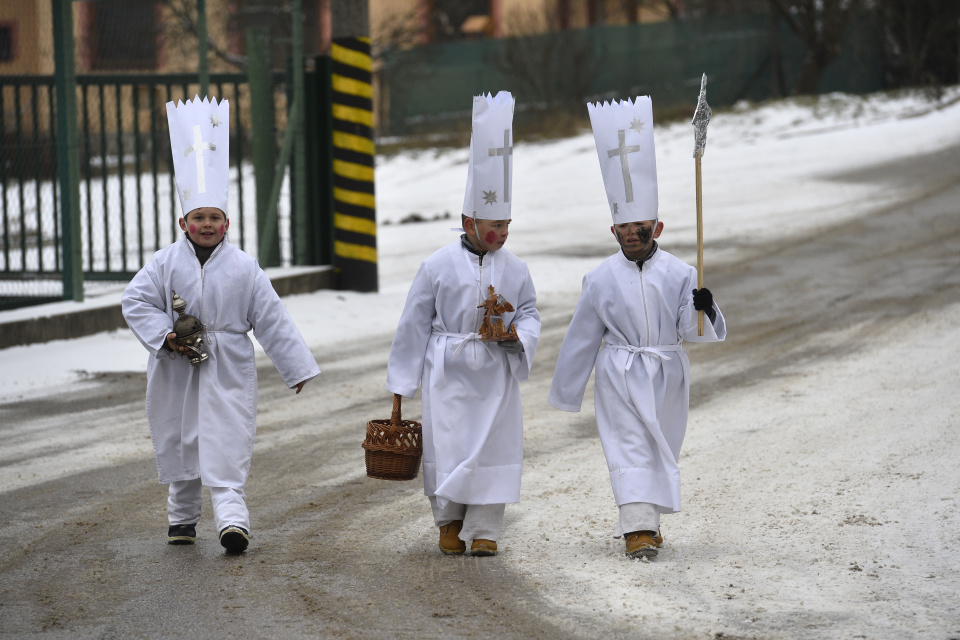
[386,241,540,506]
[548,247,725,514]
[122,236,320,488]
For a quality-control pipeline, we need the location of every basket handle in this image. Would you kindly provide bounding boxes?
[391,393,402,426]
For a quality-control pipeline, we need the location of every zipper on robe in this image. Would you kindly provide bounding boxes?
[475,252,484,331]
[638,262,651,344]
[197,241,226,326]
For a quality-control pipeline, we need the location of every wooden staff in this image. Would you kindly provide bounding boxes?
[691,73,712,337]
[695,148,704,335]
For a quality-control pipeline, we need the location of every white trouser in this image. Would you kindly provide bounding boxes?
[168,479,250,532]
[429,497,505,542]
[614,501,661,538]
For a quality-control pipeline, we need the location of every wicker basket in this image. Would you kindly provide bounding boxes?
[362,394,423,481]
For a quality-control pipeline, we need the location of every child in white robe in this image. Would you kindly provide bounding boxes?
[385,92,540,557]
[548,96,726,559]
[122,96,320,553]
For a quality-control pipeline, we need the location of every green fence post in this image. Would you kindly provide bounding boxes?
[292,0,308,265]
[52,0,82,302]
[197,0,209,97]
[246,27,280,266]
[305,54,334,266]
[258,97,297,260]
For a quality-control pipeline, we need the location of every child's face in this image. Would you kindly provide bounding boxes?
[179,207,228,248]
[469,218,511,251]
[611,219,663,259]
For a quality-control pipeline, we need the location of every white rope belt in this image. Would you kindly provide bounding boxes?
[605,342,683,370]
[430,330,497,385]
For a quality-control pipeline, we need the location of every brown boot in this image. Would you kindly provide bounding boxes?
[439,520,465,555]
[653,529,664,547]
[470,539,498,557]
[625,530,659,559]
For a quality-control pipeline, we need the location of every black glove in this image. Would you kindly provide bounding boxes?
[692,287,713,311]
[692,288,717,323]
[498,340,524,355]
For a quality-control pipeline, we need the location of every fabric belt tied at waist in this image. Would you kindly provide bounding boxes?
[605,342,683,371]
[201,329,248,345]
[430,330,496,387]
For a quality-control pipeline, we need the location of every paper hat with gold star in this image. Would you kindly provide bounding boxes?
[165,95,230,217]
[587,96,658,224]
[462,91,515,221]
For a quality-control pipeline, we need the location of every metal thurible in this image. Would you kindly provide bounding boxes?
[171,290,208,366]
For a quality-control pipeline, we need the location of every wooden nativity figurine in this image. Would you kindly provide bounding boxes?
[477,285,519,342]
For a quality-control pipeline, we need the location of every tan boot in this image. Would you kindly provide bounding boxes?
[625,530,659,559]
[653,529,664,547]
[470,539,498,557]
[439,520,465,555]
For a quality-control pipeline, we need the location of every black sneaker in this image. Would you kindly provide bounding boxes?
[167,523,197,545]
[219,526,250,553]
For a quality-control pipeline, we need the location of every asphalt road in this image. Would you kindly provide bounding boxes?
[1,140,958,639]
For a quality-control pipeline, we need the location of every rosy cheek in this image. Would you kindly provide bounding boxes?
[189,224,196,234]
[485,230,498,244]
[218,225,225,237]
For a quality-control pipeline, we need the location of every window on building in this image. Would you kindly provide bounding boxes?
[90,1,157,70]
[0,24,13,62]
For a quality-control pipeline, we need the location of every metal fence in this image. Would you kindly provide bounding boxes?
[0,74,289,306]
[0,0,332,310]
[0,72,291,308]
[379,12,885,136]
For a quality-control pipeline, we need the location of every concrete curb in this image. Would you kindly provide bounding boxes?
[1,267,335,350]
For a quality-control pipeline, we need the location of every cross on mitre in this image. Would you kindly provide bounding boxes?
[488,128,513,203]
[184,125,217,194]
[607,129,642,203]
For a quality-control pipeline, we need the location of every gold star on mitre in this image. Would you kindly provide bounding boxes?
[482,189,498,205]
[182,188,192,201]
[628,116,645,136]
[210,113,223,127]
[611,201,619,214]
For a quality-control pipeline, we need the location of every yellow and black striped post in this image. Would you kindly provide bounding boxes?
[330,37,377,292]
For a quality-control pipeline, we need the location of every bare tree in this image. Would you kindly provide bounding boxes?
[493,4,601,118]
[158,0,326,72]
[768,0,864,95]
[627,0,769,20]
[370,4,423,58]
[159,0,248,70]
[370,4,429,136]
[874,0,960,89]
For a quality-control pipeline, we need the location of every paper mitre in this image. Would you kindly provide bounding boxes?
[165,95,230,217]
[587,96,658,224]
[462,91,515,221]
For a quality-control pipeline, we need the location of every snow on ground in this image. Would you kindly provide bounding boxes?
[7,87,960,401]
[4,88,959,403]
[506,299,960,637]
[2,86,960,636]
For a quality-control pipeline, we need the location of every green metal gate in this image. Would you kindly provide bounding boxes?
[0,72,289,309]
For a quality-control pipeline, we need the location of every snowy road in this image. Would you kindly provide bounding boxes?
[2,95,960,638]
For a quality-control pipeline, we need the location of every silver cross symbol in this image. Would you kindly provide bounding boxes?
[607,129,642,203]
[488,129,513,203]
[183,125,216,193]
